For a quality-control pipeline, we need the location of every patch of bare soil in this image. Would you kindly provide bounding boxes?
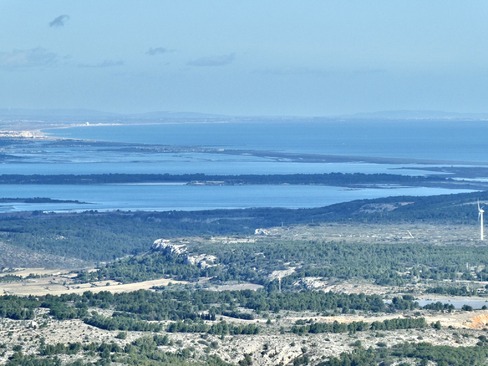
[0,268,187,296]
[0,268,72,278]
[468,313,488,329]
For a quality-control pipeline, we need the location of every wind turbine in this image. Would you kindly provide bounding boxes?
[478,200,485,241]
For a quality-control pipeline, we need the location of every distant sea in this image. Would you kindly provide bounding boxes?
[0,119,482,212]
[48,119,488,163]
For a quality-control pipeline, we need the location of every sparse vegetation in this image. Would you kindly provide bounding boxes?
[0,190,488,264]
[1,190,488,364]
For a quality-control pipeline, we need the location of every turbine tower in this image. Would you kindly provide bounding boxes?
[478,200,484,241]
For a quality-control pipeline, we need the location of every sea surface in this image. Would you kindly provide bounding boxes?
[48,119,488,162]
[0,119,484,212]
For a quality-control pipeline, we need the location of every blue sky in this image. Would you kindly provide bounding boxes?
[1,1,488,116]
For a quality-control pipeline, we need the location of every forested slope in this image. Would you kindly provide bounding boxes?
[0,190,485,264]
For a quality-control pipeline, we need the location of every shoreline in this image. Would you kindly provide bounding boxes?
[0,129,46,139]
[3,129,488,168]
[2,122,488,178]
[1,118,488,165]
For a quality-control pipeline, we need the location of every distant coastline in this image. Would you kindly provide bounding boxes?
[0,197,88,204]
[0,130,45,139]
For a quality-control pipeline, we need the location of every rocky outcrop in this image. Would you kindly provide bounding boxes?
[187,254,218,269]
[151,239,187,256]
[151,239,217,269]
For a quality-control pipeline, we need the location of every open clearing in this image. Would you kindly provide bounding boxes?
[0,269,186,296]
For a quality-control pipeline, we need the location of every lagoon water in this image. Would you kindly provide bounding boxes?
[417,298,488,310]
[0,119,484,212]
[0,184,473,213]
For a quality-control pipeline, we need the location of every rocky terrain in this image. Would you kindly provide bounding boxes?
[0,293,486,365]
[1,220,488,365]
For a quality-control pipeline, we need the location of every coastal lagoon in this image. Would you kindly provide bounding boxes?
[0,119,485,212]
[0,184,474,212]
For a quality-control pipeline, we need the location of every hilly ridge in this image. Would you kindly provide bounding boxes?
[0,190,485,267]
